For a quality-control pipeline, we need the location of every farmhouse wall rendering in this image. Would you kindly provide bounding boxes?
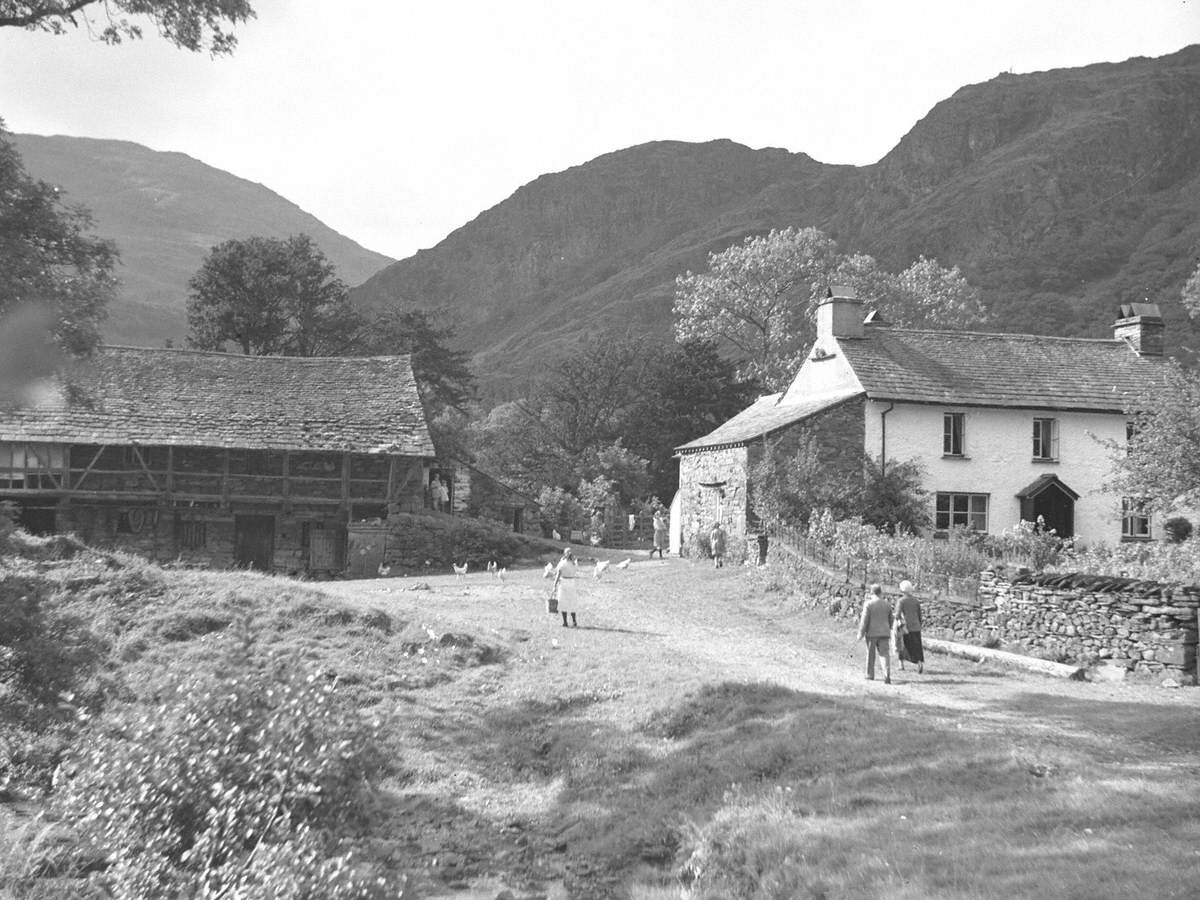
[0,347,437,574]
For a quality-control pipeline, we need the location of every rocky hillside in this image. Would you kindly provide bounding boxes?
[12,134,393,348]
[353,45,1200,396]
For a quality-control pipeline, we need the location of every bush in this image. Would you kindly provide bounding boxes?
[51,631,401,898]
[1164,516,1193,544]
[677,790,829,899]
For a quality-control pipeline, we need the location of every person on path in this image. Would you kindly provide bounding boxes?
[553,547,580,628]
[893,579,925,674]
[857,583,892,683]
[709,521,727,568]
[651,511,668,559]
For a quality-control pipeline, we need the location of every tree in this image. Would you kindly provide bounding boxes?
[1182,258,1200,320]
[186,234,360,357]
[623,339,759,500]
[1107,360,1200,512]
[356,305,476,414]
[0,123,116,360]
[0,0,254,54]
[674,228,989,390]
[673,227,841,390]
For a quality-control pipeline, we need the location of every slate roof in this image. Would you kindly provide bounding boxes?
[676,391,860,452]
[0,347,436,455]
[842,327,1167,411]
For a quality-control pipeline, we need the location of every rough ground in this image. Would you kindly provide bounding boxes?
[320,550,1200,898]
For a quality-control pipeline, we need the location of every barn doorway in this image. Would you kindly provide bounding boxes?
[16,504,57,535]
[234,514,275,571]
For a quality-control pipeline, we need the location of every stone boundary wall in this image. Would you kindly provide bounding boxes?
[771,542,1199,685]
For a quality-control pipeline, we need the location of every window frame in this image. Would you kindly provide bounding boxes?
[935,491,989,533]
[1032,417,1059,461]
[1121,498,1151,541]
[943,412,965,457]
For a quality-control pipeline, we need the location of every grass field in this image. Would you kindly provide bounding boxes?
[2,529,1198,898]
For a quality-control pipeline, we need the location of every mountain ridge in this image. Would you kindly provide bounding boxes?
[12,133,393,347]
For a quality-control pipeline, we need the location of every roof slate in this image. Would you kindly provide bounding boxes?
[677,391,860,452]
[842,327,1166,411]
[0,347,436,455]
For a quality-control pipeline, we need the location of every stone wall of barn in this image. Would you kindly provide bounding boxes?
[770,542,1198,684]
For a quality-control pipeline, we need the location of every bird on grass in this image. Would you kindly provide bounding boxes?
[452,562,468,580]
[615,558,631,569]
[543,562,555,579]
[590,534,602,547]
[593,559,611,579]
[498,567,507,581]
[486,559,499,576]
[377,561,391,577]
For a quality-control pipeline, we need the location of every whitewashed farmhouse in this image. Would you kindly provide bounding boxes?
[676,288,1168,558]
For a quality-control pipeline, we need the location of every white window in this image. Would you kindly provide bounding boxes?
[943,413,965,456]
[1032,418,1058,461]
[935,492,988,532]
[1121,498,1151,540]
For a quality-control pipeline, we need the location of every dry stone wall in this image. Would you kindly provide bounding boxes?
[771,542,1199,684]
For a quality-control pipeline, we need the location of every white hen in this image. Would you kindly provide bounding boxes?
[593,559,611,579]
[543,562,555,579]
[615,558,631,569]
[452,562,468,580]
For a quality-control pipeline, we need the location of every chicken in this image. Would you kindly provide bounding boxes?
[590,534,602,547]
[486,559,499,576]
[498,567,507,581]
[593,559,611,579]
[551,529,562,541]
[615,558,631,569]
[377,562,391,577]
[452,561,468,579]
[543,562,555,578]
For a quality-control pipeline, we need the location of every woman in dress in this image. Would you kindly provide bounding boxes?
[554,547,580,627]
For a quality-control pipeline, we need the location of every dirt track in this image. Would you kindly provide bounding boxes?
[321,550,1199,898]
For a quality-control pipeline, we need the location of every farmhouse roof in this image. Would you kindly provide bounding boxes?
[842,327,1166,411]
[0,346,436,455]
[676,391,860,452]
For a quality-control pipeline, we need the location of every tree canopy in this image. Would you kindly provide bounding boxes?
[186,234,360,357]
[0,123,116,359]
[1108,360,1200,512]
[673,227,989,389]
[0,0,254,54]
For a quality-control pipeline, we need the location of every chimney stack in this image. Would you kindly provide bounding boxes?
[1113,302,1164,357]
[817,285,864,340]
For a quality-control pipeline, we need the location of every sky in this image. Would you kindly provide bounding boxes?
[1,0,1198,260]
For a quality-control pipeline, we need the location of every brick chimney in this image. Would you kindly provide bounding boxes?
[817,285,864,340]
[1113,302,1164,356]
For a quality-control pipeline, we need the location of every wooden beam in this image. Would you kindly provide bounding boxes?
[221,449,230,509]
[341,453,350,508]
[282,450,292,515]
[923,637,1086,680]
[130,445,161,491]
[71,445,107,491]
[166,446,175,499]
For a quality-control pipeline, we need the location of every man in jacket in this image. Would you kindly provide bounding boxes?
[857,583,892,684]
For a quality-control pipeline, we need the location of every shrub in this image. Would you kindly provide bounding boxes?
[52,631,401,898]
[1164,516,1193,544]
[677,790,829,899]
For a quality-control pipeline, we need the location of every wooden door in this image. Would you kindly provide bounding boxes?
[1033,490,1074,539]
[308,528,342,573]
[234,514,275,571]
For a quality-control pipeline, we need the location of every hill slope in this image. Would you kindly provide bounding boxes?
[353,45,1200,396]
[12,134,393,348]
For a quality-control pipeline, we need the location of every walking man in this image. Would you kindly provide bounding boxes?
[857,583,892,684]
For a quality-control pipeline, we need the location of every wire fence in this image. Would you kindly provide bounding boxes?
[772,526,982,605]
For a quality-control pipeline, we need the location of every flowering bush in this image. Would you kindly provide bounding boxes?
[1055,539,1200,585]
[53,633,401,898]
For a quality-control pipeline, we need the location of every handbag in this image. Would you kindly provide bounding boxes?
[546,593,559,614]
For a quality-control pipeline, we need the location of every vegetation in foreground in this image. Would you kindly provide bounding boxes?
[3,522,1199,898]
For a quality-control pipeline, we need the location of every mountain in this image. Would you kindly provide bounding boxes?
[12,134,393,348]
[353,45,1200,397]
